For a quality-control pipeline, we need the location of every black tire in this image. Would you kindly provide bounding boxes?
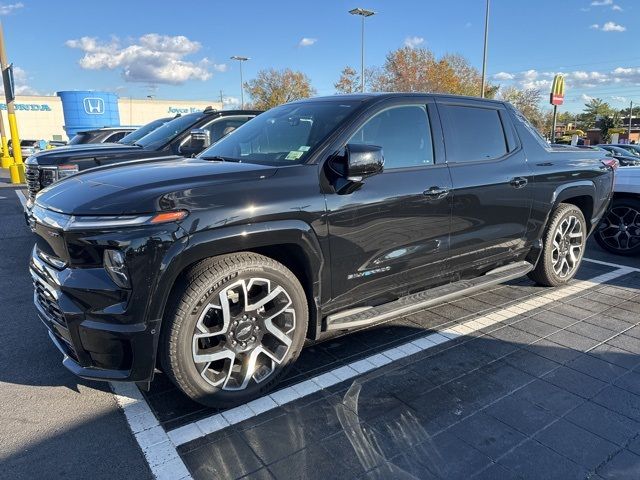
[160,252,308,408]
[594,197,640,257]
[528,203,587,287]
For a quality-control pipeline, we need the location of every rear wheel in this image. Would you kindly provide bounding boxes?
[161,252,308,408]
[528,203,586,287]
[594,197,640,256]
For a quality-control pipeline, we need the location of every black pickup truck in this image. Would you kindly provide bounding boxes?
[24,108,260,202]
[28,93,615,407]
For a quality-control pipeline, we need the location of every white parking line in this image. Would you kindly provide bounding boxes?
[166,265,634,447]
[15,189,27,208]
[584,256,640,273]
[111,382,192,480]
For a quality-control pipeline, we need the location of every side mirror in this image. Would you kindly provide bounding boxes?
[345,143,384,181]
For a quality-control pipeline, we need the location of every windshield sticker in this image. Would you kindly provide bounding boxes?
[285,150,304,160]
[299,146,310,151]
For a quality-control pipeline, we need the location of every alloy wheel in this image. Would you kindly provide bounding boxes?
[597,206,640,253]
[192,278,296,390]
[551,214,584,278]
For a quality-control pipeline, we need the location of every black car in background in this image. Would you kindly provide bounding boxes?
[24,108,261,201]
[68,126,137,145]
[603,143,640,157]
[116,116,174,146]
[598,145,640,166]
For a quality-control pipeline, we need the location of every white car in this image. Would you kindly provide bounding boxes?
[595,166,640,255]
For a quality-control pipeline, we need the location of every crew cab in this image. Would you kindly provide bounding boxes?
[24,108,261,202]
[28,93,615,407]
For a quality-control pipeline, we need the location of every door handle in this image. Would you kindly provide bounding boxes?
[510,177,528,188]
[423,186,449,200]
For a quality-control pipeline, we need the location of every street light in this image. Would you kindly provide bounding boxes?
[480,0,490,98]
[349,7,375,93]
[230,55,250,109]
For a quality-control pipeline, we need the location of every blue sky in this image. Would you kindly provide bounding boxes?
[2,0,638,113]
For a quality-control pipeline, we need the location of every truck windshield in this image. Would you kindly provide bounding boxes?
[119,118,170,145]
[135,112,202,150]
[198,101,359,165]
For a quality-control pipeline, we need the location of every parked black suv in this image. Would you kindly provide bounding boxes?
[29,94,615,407]
[68,127,137,145]
[24,109,261,201]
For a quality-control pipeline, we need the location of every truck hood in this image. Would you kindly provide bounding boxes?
[26,143,144,166]
[35,158,278,215]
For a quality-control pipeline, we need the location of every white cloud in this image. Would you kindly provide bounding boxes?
[493,72,515,80]
[0,66,38,95]
[492,65,640,94]
[0,2,23,15]
[404,36,425,48]
[612,4,623,11]
[591,0,612,5]
[298,37,317,47]
[66,34,215,85]
[581,93,594,102]
[602,21,625,31]
[611,95,627,103]
[591,21,626,31]
[221,96,240,109]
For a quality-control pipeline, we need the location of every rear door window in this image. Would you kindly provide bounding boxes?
[440,104,508,163]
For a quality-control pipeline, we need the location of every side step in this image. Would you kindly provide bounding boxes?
[324,261,534,331]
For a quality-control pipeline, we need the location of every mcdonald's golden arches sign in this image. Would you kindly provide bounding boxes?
[550,74,565,106]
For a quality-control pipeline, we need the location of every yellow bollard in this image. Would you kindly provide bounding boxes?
[7,112,21,164]
[0,136,10,168]
[9,161,24,183]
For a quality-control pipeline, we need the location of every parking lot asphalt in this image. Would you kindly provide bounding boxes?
[2,175,640,480]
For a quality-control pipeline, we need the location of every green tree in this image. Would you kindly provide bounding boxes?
[582,98,613,128]
[244,68,316,110]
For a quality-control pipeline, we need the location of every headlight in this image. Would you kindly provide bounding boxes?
[57,164,79,179]
[104,249,130,288]
[66,210,188,230]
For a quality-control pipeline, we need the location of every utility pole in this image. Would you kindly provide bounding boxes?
[219,90,224,106]
[628,100,634,140]
[349,8,375,93]
[0,22,23,183]
[480,0,490,98]
[230,56,249,109]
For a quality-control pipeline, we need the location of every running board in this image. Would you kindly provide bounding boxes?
[324,261,534,332]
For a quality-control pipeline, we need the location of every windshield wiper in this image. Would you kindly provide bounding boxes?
[200,155,241,163]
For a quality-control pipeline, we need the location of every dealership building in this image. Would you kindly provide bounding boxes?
[0,90,222,142]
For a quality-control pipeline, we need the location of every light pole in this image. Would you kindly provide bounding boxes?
[480,0,490,98]
[628,100,634,139]
[230,56,249,109]
[349,7,375,93]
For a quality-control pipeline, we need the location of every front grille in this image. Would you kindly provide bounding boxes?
[25,164,40,200]
[33,277,66,326]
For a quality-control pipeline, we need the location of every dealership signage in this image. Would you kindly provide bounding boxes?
[0,103,52,111]
[168,106,204,114]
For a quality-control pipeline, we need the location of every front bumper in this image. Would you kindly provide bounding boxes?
[30,246,160,382]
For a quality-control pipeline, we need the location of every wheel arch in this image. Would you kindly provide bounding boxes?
[551,181,596,227]
[149,220,325,345]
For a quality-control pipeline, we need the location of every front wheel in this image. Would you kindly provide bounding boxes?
[528,203,587,287]
[594,197,640,256]
[161,252,308,408]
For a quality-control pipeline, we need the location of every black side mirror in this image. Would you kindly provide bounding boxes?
[345,143,384,181]
[181,128,211,156]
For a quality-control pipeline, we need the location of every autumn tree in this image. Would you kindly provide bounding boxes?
[337,46,496,97]
[334,66,380,94]
[244,68,316,110]
[500,86,542,124]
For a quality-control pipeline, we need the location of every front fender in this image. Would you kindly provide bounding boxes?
[147,219,325,333]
